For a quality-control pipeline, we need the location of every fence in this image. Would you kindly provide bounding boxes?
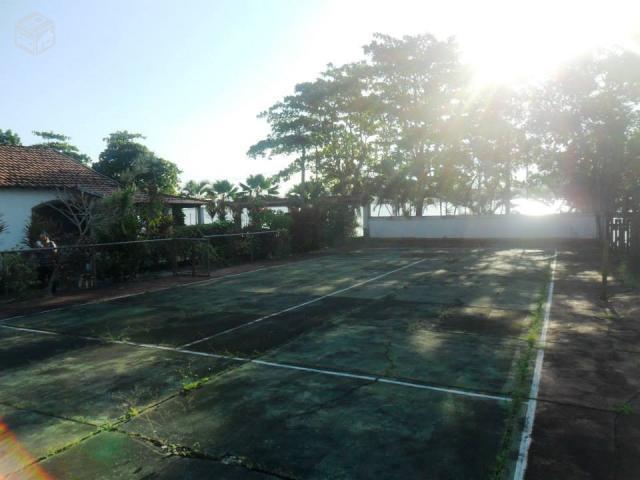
[0,230,289,297]
[608,216,634,252]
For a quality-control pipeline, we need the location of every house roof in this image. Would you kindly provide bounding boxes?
[0,145,120,197]
[133,192,209,207]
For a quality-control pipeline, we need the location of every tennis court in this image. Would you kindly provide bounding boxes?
[0,246,554,479]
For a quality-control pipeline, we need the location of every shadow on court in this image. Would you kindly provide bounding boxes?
[0,247,553,479]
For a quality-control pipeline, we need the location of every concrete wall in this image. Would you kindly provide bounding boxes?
[0,188,58,250]
[368,213,598,240]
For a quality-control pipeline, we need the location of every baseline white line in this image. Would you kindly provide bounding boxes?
[180,258,427,348]
[513,250,558,480]
[0,320,510,403]
[380,378,510,402]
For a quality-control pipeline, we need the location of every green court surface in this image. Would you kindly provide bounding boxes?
[0,247,553,479]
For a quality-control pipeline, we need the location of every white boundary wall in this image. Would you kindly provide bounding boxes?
[0,188,59,250]
[368,213,598,240]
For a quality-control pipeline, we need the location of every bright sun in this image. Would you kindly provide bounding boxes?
[450,0,640,86]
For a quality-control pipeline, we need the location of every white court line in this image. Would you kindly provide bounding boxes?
[0,259,316,325]
[513,251,558,480]
[180,258,427,348]
[0,322,510,402]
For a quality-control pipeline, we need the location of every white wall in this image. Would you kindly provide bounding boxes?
[368,213,598,240]
[0,189,59,250]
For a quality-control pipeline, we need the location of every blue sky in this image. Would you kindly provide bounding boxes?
[1,0,638,186]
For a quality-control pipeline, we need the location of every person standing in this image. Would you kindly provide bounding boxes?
[35,231,58,294]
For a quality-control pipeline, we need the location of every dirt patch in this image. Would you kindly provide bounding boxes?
[526,248,640,479]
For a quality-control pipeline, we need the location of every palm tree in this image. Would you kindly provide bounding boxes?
[208,180,239,222]
[181,180,211,198]
[239,174,279,200]
[287,179,326,205]
[239,174,280,227]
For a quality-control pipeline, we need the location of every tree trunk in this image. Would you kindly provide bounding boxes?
[415,198,425,217]
[300,150,306,204]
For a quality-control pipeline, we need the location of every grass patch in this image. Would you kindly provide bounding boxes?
[490,264,551,479]
[181,376,210,393]
[614,402,634,416]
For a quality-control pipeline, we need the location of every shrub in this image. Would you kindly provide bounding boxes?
[94,189,144,280]
[173,220,236,238]
[288,204,357,252]
[0,253,38,296]
[289,206,327,253]
[325,204,358,246]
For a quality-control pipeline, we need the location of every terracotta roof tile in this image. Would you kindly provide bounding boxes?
[0,145,119,197]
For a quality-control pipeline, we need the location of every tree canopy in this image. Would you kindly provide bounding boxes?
[0,129,21,146]
[93,131,181,195]
[249,34,640,218]
[31,131,92,165]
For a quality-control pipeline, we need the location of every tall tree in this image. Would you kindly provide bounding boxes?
[0,129,21,145]
[529,49,640,294]
[364,34,469,215]
[463,86,529,214]
[529,49,640,213]
[94,131,181,195]
[31,131,91,165]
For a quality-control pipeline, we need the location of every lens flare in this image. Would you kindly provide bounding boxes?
[0,420,53,480]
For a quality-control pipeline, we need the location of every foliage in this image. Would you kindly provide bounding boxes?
[171,205,186,226]
[239,174,279,200]
[93,189,143,279]
[528,49,640,215]
[289,206,327,253]
[173,220,288,266]
[182,180,211,198]
[0,214,5,235]
[207,180,239,222]
[173,220,236,238]
[94,131,181,195]
[250,34,640,221]
[137,193,174,238]
[94,189,140,243]
[0,129,21,146]
[0,253,38,296]
[31,131,91,165]
[239,174,280,227]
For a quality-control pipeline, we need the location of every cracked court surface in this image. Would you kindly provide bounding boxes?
[0,247,553,479]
